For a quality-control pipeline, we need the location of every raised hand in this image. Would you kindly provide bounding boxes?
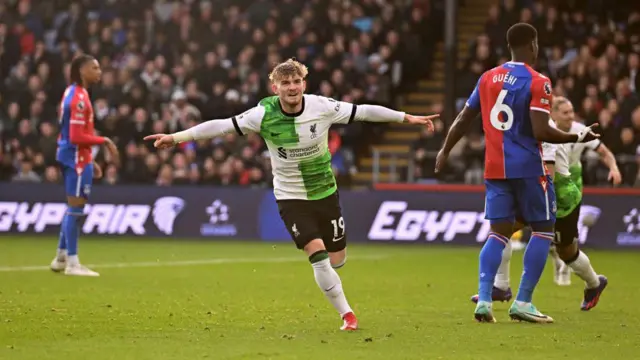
[577,123,600,143]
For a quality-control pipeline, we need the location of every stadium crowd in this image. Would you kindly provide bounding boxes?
[2,0,638,188]
[0,0,439,186]
[426,0,640,186]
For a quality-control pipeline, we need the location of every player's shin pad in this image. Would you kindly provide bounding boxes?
[310,250,353,316]
[64,205,85,256]
[516,231,553,303]
[566,250,600,289]
[478,232,508,302]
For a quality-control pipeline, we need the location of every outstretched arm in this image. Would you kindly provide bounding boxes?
[325,96,437,129]
[173,117,243,142]
[145,106,264,148]
[355,104,438,128]
[529,78,598,144]
[353,104,405,123]
[530,110,579,143]
[595,143,622,185]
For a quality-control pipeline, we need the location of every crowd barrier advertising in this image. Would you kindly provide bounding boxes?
[0,183,639,249]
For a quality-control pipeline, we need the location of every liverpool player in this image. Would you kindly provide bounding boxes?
[50,54,119,276]
[435,23,598,323]
[145,58,437,330]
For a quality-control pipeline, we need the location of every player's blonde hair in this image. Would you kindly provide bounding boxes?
[552,96,570,111]
[268,58,308,83]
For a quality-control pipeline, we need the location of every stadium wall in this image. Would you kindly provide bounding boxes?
[0,183,638,249]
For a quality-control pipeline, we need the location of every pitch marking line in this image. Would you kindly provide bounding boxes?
[0,255,387,272]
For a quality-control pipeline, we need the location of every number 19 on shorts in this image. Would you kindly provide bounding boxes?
[331,217,345,242]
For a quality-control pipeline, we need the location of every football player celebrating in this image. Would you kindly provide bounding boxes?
[145,59,438,330]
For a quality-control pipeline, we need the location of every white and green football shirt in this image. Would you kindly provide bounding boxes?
[566,121,601,192]
[183,94,405,201]
[542,119,581,218]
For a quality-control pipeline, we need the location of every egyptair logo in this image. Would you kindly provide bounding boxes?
[543,82,552,96]
[152,196,186,235]
[623,208,640,233]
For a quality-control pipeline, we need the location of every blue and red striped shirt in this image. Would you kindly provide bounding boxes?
[56,84,104,171]
[466,61,553,179]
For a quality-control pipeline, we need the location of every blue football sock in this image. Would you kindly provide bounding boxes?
[57,219,67,250]
[478,232,509,302]
[64,206,85,256]
[516,231,554,303]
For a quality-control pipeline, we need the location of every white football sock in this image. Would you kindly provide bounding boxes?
[567,251,600,289]
[494,241,512,291]
[550,247,564,277]
[312,258,353,316]
[56,249,68,260]
[67,255,80,266]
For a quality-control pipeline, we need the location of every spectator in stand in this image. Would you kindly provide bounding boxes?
[1,0,436,188]
[411,108,444,182]
[456,1,640,186]
[12,158,41,183]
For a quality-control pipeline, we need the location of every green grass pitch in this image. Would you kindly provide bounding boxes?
[1,236,638,359]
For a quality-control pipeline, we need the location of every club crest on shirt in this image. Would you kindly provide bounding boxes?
[310,124,318,139]
[543,82,552,96]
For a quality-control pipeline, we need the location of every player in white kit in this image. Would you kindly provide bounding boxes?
[546,97,621,285]
[505,97,621,285]
[145,59,438,331]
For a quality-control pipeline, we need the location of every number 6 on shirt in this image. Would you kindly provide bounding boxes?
[490,89,514,131]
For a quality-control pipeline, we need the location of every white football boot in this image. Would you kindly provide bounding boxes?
[50,257,67,272]
[554,263,571,286]
[64,263,100,277]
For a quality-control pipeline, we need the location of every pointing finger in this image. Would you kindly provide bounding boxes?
[144,134,161,141]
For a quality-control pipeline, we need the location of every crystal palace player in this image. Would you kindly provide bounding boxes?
[50,55,119,276]
[471,97,612,311]
[435,23,599,323]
